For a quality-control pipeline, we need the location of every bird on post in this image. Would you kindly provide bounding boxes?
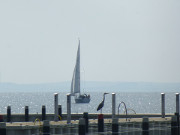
[97,93,109,113]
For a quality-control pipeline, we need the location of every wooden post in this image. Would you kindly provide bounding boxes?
[175,113,179,135]
[43,120,50,135]
[142,117,149,135]
[67,93,71,124]
[7,106,11,122]
[0,115,3,122]
[78,118,86,135]
[112,118,118,135]
[54,93,58,121]
[171,115,178,135]
[112,93,116,119]
[98,114,104,132]
[58,105,62,120]
[176,93,179,114]
[83,112,89,133]
[42,105,46,121]
[25,106,29,122]
[161,93,165,118]
[0,122,6,135]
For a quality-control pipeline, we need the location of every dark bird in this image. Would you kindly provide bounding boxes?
[97,92,109,113]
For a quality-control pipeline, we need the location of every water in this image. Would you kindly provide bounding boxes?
[0,92,176,114]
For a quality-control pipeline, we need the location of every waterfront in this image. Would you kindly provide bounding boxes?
[0,92,177,114]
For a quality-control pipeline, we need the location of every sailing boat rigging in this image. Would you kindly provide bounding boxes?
[71,40,90,103]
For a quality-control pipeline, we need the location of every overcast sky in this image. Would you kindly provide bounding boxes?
[0,0,180,83]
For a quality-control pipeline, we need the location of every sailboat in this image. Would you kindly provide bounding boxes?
[70,40,91,103]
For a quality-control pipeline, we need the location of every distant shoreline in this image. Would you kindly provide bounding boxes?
[0,81,180,92]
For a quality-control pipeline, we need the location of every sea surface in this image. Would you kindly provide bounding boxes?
[0,92,177,114]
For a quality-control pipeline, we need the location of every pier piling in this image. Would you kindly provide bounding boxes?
[175,113,179,135]
[176,93,179,114]
[161,93,165,118]
[0,115,3,122]
[42,105,46,121]
[67,93,71,124]
[7,106,11,122]
[112,93,116,119]
[171,115,178,135]
[25,106,29,122]
[43,120,50,135]
[78,118,86,135]
[83,112,89,133]
[98,114,104,132]
[112,118,118,135]
[58,105,62,120]
[0,122,6,135]
[54,93,58,121]
[142,117,149,135]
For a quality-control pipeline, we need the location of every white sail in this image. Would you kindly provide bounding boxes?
[71,41,80,95]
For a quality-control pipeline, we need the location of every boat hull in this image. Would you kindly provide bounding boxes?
[75,96,90,103]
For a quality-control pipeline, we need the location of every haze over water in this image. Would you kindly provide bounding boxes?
[0,0,180,84]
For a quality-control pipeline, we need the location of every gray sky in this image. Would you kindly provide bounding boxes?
[0,0,180,83]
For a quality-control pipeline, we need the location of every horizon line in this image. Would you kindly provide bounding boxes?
[0,81,180,85]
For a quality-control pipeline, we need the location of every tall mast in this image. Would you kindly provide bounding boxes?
[70,39,81,95]
[78,39,80,94]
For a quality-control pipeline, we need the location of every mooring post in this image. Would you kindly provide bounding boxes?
[0,122,6,135]
[142,117,149,135]
[83,112,89,133]
[67,93,71,124]
[112,118,118,135]
[58,105,62,120]
[78,118,86,135]
[175,93,180,135]
[98,114,104,132]
[25,106,29,122]
[176,93,179,114]
[7,106,11,122]
[161,93,165,118]
[0,115,4,122]
[54,93,58,121]
[112,93,116,119]
[171,115,178,135]
[175,113,179,135]
[43,120,50,135]
[42,105,46,121]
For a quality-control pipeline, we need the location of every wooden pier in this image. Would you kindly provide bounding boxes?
[0,113,178,135]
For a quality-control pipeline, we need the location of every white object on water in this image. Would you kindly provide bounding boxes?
[70,40,90,103]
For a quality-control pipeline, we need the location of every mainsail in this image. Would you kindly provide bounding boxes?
[71,41,80,95]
